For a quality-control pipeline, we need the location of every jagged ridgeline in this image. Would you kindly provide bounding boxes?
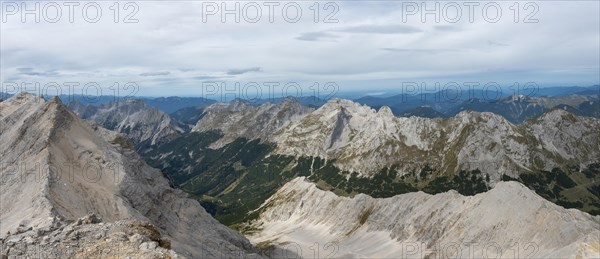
[145,133,600,227]
[68,98,186,154]
[145,98,600,227]
[0,93,262,258]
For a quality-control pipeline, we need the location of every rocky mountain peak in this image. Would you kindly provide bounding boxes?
[248,176,599,258]
[229,98,253,109]
[321,98,372,112]
[106,98,152,113]
[502,93,533,103]
[291,98,595,179]
[15,91,40,99]
[278,97,302,106]
[193,98,315,148]
[377,105,394,117]
[5,91,44,105]
[120,98,147,105]
[267,98,599,178]
[48,95,62,104]
[199,98,252,114]
[525,108,583,128]
[453,110,510,124]
[68,98,184,151]
[541,107,578,119]
[0,93,261,257]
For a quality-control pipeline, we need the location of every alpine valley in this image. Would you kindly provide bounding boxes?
[2,90,599,258]
[142,90,598,258]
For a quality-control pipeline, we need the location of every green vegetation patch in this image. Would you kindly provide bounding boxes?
[502,163,600,215]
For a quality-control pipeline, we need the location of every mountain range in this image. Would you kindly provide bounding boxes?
[53,90,600,220]
[193,98,600,180]
[4,85,597,124]
[3,91,599,258]
[355,91,599,123]
[0,93,262,258]
[142,95,599,234]
[192,99,315,148]
[67,99,185,153]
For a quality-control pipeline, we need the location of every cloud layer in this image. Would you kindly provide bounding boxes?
[1,1,598,96]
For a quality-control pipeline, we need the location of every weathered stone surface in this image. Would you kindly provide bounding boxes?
[0,93,262,258]
[249,177,600,258]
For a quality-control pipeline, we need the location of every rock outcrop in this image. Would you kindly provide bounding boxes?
[1,214,178,258]
[0,93,261,258]
[248,177,600,258]
[68,98,184,153]
[192,98,314,148]
[192,98,600,181]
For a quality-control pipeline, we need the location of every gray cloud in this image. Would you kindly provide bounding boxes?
[296,32,339,42]
[17,67,34,72]
[1,1,598,96]
[487,40,509,47]
[226,67,262,75]
[296,24,421,42]
[381,48,458,54]
[193,76,233,80]
[140,71,171,77]
[434,25,461,32]
[335,24,422,34]
[17,68,60,76]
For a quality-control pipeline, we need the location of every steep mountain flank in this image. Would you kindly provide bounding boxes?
[151,98,600,224]
[192,98,314,148]
[248,177,600,258]
[68,99,184,153]
[0,93,261,258]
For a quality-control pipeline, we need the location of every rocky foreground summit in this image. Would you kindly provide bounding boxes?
[0,93,261,258]
[248,177,600,258]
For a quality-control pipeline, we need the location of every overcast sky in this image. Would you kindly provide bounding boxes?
[1,1,599,97]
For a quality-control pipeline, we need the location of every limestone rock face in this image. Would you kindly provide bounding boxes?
[192,98,600,181]
[248,177,600,258]
[0,93,261,258]
[192,98,314,148]
[1,214,179,258]
[68,99,184,152]
[271,99,600,179]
